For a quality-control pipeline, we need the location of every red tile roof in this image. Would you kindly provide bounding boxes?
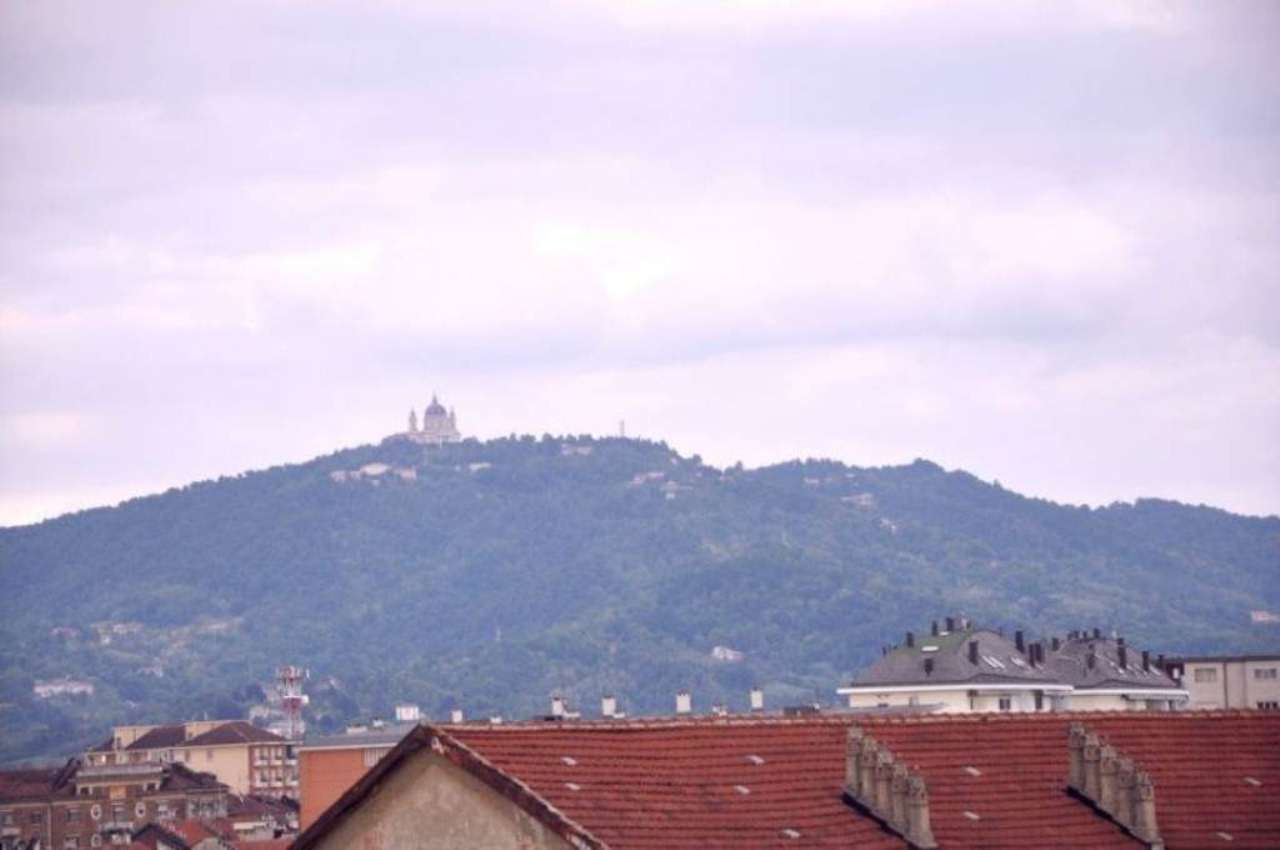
[859,714,1142,849]
[294,712,1280,850]
[1087,713,1280,850]
[449,720,907,850]
[0,767,60,801]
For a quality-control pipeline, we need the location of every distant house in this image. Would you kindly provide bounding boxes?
[1165,654,1280,710]
[86,721,298,799]
[290,712,1280,850]
[838,618,1070,712]
[839,618,1187,713]
[296,723,418,831]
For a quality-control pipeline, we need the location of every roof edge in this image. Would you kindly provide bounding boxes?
[291,724,611,850]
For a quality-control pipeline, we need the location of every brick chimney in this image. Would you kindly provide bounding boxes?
[844,727,937,849]
[1067,723,1163,848]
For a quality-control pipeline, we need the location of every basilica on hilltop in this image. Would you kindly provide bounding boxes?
[403,394,462,445]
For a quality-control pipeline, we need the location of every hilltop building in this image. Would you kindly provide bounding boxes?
[1164,654,1280,710]
[838,618,1187,713]
[401,394,461,445]
[291,712,1280,850]
[86,720,298,799]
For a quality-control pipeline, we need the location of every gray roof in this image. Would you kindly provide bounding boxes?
[301,722,419,750]
[849,627,1059,688]
[1044,636,1182,690]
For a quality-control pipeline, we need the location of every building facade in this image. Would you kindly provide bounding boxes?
[0,760,226,850]
[1166,655,1280,710]
[86,720,298,799]
[296,724,416,831]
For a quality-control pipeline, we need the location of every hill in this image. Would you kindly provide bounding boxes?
[2,435,1278,765]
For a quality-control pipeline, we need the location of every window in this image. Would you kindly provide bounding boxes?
[1034,691,1044,711]
[1253,668,1278,680]
[0,811,11,825]
[63,839,79,850]
[998,697,1013,712]
[32,811,43,825]
[1258,701,1280,711]
[66,809,79,822]
[1193,667,1218,684]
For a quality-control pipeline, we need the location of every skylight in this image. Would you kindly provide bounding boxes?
[561,756,578,766]
[733,785,751,795]
[1244,777,1262,787]
[964,766,982,777]
[963,811,981,821]
[921,645,939,652]
[746,754,766,765]
[564,782,581,792]
[781,828,801,839]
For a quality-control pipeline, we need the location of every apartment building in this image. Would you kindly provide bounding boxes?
[839,619,1187,713]
[1166,654,1280,710]
[85,720,298,799]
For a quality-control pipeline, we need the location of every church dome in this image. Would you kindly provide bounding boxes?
[425,395,447,416]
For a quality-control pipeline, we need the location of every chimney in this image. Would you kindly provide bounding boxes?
[1051,636,1061,651]
[1118,645,1128,669]
[945,617,955,632]
[905,631,915,648]
[749,687,765,712]
[1093,627,1102,639]
[1142,650,1150,672]
[1087,650,1096,670]
[931,620,939,636]
[844,729,937,849]
[551,695,566,718]
[1028,642,1040,667]
[711,703,728,717]
[1067,722,1162,847]
[601,695,618,718]
[449,708,463,724]
[923,658,935,676]
[968,641,979,665]
[675,691,692,715]
[1015,630,1025,654]
[1157,653,1166,672]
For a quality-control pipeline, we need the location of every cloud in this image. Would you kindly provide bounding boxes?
[0,0,1277,523]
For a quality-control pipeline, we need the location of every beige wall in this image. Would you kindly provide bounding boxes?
[310,750,574,850]
[176,744,251,795]
[1184,659,1280,710]
[844,688,1053,713]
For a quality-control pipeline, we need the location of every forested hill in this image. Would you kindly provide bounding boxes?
[2,435,1278,764]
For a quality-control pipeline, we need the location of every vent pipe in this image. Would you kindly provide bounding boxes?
[750,687,765,712]
[676,691,692,715]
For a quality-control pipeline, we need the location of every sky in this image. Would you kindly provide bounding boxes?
[1,0,1278,525]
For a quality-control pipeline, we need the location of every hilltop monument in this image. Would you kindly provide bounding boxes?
[403,394,461,445]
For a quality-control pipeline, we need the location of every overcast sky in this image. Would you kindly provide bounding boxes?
[1,0,1277,525]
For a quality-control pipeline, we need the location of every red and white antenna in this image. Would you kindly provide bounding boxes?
[276,665,309,740]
